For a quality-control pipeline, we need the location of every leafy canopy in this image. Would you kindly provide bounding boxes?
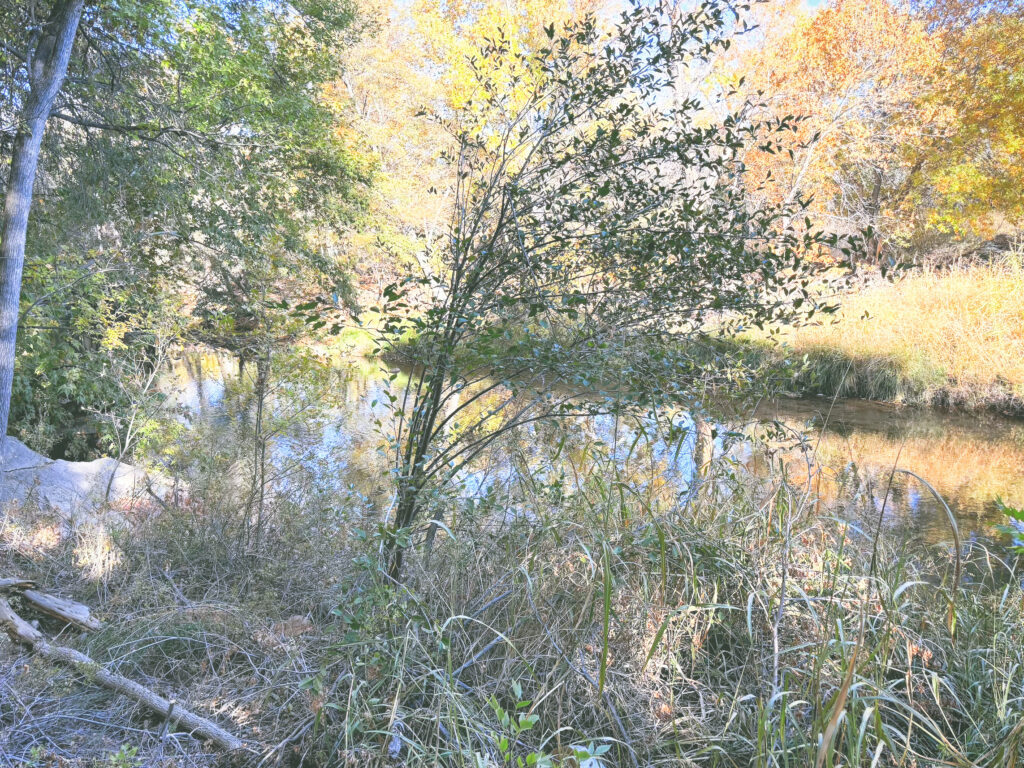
[2,0,368,456]
[374,0,860,575]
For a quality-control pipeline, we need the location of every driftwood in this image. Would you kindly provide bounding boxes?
[21,589,102,631]
[0,594,243,752]
[0,577,35,592]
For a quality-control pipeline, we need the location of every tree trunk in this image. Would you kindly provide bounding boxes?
[245,353,270,552]
[865,167,884,264]
[0,0,84,446]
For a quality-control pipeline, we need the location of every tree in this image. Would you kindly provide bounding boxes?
[729,0,947,261]
[1,0,369,457]
[0,0,84,449]
[375,0,858,579]
[913,0,1024,236]
[332,0,608,301]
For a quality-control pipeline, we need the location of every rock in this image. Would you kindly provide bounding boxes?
[0,436,164,523]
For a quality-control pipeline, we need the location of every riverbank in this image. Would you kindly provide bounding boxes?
[754,261,1024,416]
[377,261,1024,417]
[5,342,1023,766]
[2,444,1020,766]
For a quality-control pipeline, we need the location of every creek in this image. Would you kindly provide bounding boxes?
[160,351,1024,551]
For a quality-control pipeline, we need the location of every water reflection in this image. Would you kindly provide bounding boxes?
[160,352,1024,549]
[750,397,1024,545]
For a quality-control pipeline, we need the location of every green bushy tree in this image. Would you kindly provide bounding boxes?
[1,0,369,457]
[375,0,861,578]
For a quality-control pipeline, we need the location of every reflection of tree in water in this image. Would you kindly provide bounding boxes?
[163,356,1023,549]
[752,416,1024,546]
[459,407,712,526]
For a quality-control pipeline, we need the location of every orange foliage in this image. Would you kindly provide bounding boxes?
[733,0,951,256]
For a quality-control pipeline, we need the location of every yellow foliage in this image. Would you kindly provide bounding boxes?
[923,12,1024,235]
[726,0,1023,249]
[334,1,609,289]
[734,0,949,253]
[410,0,603,110]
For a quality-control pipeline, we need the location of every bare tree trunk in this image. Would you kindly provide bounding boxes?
[246,352,270,553]
[0,0,84,446]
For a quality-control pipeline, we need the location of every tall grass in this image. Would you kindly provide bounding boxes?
[2,428,1021,767]
[770,259,1024,413]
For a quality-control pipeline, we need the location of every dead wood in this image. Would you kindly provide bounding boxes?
[22,589,102,631]
[0,595,244,752]
[0,594,42,643]
[0,577,35,592]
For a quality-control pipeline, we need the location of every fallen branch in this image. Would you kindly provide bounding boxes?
[0,577,35,592]
[0,595,244,752]
[22,589,102,631]
[0,594,41,642]
[0,578,100,631]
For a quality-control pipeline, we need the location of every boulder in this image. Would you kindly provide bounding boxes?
[0,436,161,522]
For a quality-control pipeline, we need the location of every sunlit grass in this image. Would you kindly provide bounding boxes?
[771,260,1024,410]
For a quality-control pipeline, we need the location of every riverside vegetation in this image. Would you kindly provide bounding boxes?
[745,256,1024,415]
[2,357,1022,766]
[1,1,1023,767]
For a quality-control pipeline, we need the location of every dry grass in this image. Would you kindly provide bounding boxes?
[769,259,1024,412]
[2,430,1023,767]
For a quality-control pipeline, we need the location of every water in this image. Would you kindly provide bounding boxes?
[160,351,1024,550]
[748,397,1024,547]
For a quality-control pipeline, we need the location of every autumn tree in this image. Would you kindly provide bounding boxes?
[334,0,608,300]
[730,0,948,262]
[913,0,1024,236]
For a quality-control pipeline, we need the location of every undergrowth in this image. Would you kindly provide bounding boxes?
[2,433,1022,768]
